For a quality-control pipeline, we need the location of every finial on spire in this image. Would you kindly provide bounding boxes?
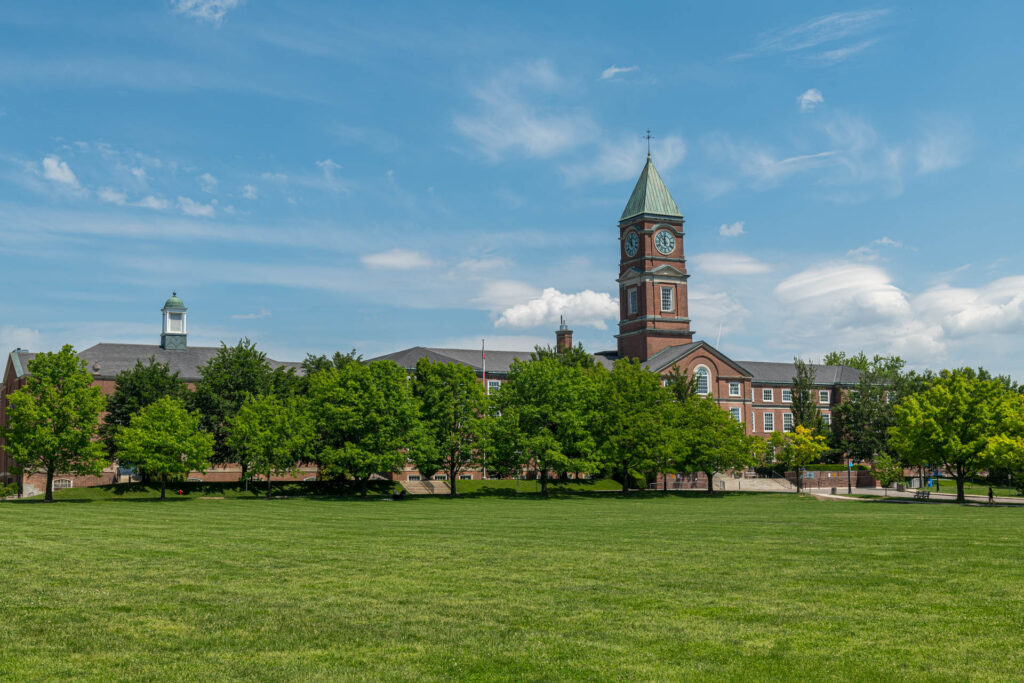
[644,129,653,159]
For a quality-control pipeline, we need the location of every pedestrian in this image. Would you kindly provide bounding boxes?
[988,486,994,505]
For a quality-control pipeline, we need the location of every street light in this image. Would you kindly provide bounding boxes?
[847,456,852,495]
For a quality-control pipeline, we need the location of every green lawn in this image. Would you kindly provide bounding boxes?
[1,491,1022,680]
[926,481,1020,497]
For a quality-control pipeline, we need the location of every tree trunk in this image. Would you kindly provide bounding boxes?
[795,469,802,493]
[449,459,457,498]
[663,472,667,492]
[45,467,54,502]
[266,474,272,499]
[241,461,248,492]
[540,469,548,496]
[161,474,167,500]
[706,471,715,493]
[621,469,628,494]
[956,466,965,503]
[360,477,367,497]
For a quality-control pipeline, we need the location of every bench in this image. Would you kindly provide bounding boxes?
[913,490,930,500]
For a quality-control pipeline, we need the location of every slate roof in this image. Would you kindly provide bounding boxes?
[370,346,534,375]
[8,344,302,382]
[620,155,683,221]
[734,361,861,386]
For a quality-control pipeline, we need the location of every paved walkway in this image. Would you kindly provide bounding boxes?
[808,486,1024,505]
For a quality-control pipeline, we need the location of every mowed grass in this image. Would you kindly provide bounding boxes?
[1,493,1022,681]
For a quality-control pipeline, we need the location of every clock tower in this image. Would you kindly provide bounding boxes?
[616,153,692,361]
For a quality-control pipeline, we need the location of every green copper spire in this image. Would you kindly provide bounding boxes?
[619,154,683,221]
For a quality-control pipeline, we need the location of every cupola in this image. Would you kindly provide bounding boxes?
[160,292,188,350]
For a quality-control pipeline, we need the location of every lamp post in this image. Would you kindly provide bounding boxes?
[847,457,852,495]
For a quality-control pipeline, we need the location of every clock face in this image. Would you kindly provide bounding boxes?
[624,232,640,258]
[655,230,675,255]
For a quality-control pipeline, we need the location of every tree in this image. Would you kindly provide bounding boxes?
[227,394,315,498]
[489,357,599,494]
[412,359,486,496]
[307,360,419,496]
[669,396,755,492]
[985,393,1024,492]
[531,343,596,369]
[191,339,276,480]
[791,357,823,432]
[830,368,894,463]
[872,453,904,495]
[889,368,1007,502]
[769,426,829,493]
[100,357,188,457]
[2,346,107,501]
[663,364,699,403]
[115,396,213,499]
[594,359,669,493]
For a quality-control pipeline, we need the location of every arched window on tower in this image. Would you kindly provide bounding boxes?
[695,367,710,395]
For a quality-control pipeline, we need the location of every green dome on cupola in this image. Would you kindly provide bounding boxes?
[163,292,185,309]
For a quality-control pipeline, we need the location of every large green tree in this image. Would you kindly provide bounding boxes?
[985,393,1024,494]
[488,356,599,494]
[307,360,419,496]
[830,368,895,463]
[411,359,486,496]
[663,364,700,403]
[191,339,276,480]
[670,396,756,493]
[2,346,107,501]
[227,394,315,498]
[790,357,823,432]
[530,343,596,369]
[100,357,188,457]
[889,368,1007,502]
[115,396,213,499]
[594,359,670,493]
[768,426,829,493]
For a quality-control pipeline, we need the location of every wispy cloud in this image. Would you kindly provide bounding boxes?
[232,308,271,320]
[171,0,242,26]
[177,196,215,217]
[562,134,686,185]
[361,249,435,270]
[600,65,638,80]
[198,172,218,193]
[454,61,597,161]
[41,155,79,187]
[692,252,771,275]
[732,9,890,63]
[241,184,258,200]
[797,88,824,111]
[135,195,170,210]
[719,221,745,237]
[847,236,903,261]
[97,188,127,205]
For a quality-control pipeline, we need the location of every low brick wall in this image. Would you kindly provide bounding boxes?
[786,470,876,488]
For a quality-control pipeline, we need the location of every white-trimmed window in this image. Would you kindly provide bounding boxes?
[459,475,473,480]
[628,288,638,315]
[167,312,184,333]
[407,475,421,481]
[729,407,741,422]
[487,380,501,393]
[762,388,773,402]
[763,413,774,432]
[53,478,73,490]
[819,390,830,404]
[783,413,794,432]
[822,413,831,426]
[781,389,792,402]
[433,474,448,481]
[660,286,674,312]
[729,382,740,397]
[186,477,202,483]
[695,367,710,395]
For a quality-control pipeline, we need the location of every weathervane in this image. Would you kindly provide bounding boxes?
[644,129,654,158]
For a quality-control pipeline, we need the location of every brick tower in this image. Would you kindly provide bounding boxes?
[615,153,692,361]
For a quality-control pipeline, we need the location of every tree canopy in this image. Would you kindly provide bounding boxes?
[227,394,315,497]
[669,396,756,492]
[100,356,188,456]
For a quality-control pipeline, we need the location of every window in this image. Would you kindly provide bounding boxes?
[53,478,73,490]
[487,380,501,393]
[433,474,448,481]
[783,413,793,432]
[407,475,421,481]
[822,413,831,426]
[729,407,741,422]
[167,312,183,333]
[781,389,792,402]
[459,475,473,480]
[729,382,740,397]
[763,413,774,432]
[762,388,773,402]
[303,476,317,482]
[628,288,638,315]
[660,286,674,312]
[819,390,830,404]
[186,477,202,483]
[695,367,710,395]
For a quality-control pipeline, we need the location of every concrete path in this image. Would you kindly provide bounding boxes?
[808,486,1024,505]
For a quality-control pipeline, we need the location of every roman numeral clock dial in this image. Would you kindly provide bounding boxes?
[655,229,675,255]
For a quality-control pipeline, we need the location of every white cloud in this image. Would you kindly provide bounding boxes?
[41,155,79,187]
[473,280,542,313]
[315,159,347,192]
[812,39,879,64]
[454,61,597,160]
[135,195,170,210]
[231,309,271,320]
[846,236,903,260]
[692,252,771,275]
[97,187,127,205]
[177,196,215,217]
[361,249,435,270]
[130,167,147,181]
[171,0,241,25]
[444,334,551,352]
[733,9,890,61]
[797,88,824,111]
[915,276,1024,339]
[562,133,686,184]
[600,65,638,80]
[241,184,258,199]
[718,221,745,237]
[776,262,910,319]
[496,287,618,330]
[457,257,512,273]
[688,289,750,336]
[916,123,969,174]
[198,172,218,193]
[0,325,42,353]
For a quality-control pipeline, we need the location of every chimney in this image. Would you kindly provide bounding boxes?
[555,316,573,351]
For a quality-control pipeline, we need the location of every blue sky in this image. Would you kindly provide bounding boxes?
[2,1,1023,377]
